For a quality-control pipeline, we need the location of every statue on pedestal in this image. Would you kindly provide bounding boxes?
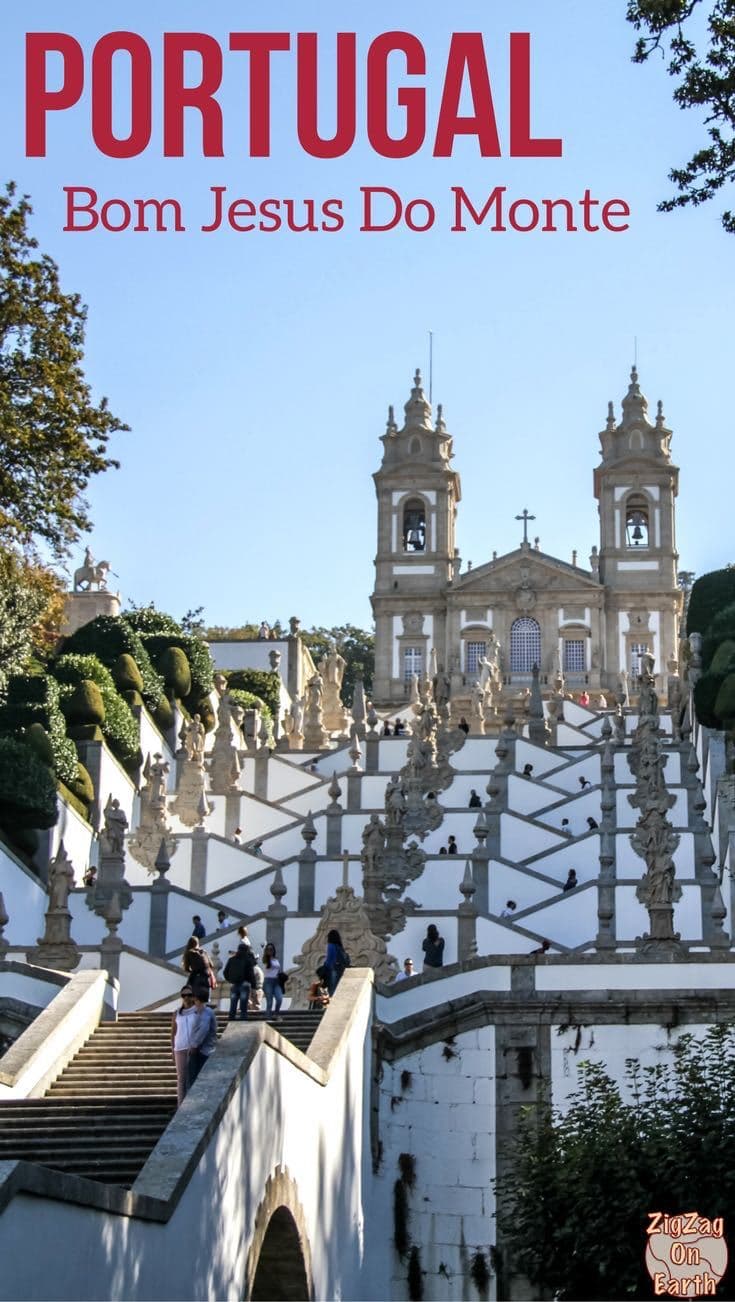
[27,843,81,972]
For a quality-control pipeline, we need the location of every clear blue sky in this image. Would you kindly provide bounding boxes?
[3,2,732,631]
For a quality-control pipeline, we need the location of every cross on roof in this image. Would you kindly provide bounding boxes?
[515,508,536,546]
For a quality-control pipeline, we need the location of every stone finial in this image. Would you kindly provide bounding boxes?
[403,367,432,431]
[435,403,446,434]
[459,860,476,905]
[473,811,489,844]
[366,704,379,736]
[620,363,651,429]
[196,790,211,827]
[104,891,123,937]
[600,717,612,741]
[656,399,666,429]
[270,865,287,904]
[301,811,317,847]
[606,400,615,431]
[386,404,397,434]
[349,731,363,772]
[327,772,342,808]
[154,839,171,881]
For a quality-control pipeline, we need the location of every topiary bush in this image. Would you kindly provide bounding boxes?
[68,760,94,808]
[714,674,735,730]
[693,672,726,729]
[702,603,735,671]
[53,653,142,772]
[57,615,165,714]
[687,567,735,638]
[708,637,735,676]
[0,673,78,787]
[226,688,272,722]
[224,669,280,722]
[158,646,192,699]
[141,633,214,704]
[0,736,57,832]
[113,653,144,694]
[65,679,105,729]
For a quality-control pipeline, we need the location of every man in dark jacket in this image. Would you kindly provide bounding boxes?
[224,943,256,1021]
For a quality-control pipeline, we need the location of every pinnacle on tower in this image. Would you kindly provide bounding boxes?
[619,363,651,429]
[403,367,432,431]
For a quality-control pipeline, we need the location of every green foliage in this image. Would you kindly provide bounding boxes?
[708,635,735,675]
[154,696,174,732]
[301,625,375,701]
[226,688,272,722]
[0,672,77,786]
[0,183,126,556]
[57,778,91,823]
[113,653,143,693]
[694,670,726,728]
[192,695,216,733]
[58,615,164,714]
[225,670,280,722]
[24,721,54,767]
[703,602,735,669]
[0,546,57,693]
[627,1,735,231]
[500,1028,735,1299]
[714,673,735,727]
[122,604,181,636]
[687,566,735,638]
[0,735,57,831]
[65,679,105,728]
[158,646,192,699]
[141,633,213,703]
[53,652,141,772]
[68,760,94,808]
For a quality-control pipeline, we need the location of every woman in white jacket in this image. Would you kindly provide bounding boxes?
[171,985,197,1106]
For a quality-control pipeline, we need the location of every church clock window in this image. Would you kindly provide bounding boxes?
[563,639,585,673]
[403,646,423,681]
[625,495,649,548]
[465,640,486,675]
[402,499,426,552]
[510,618,541,672]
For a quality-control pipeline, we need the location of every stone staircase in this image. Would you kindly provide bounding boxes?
[0,1008,323,1188]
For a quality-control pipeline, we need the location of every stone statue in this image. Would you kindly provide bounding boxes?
[101,798,127,856]
[48,847,75,912]
[213,672,228,697]
[303,673,329,749]
[384,777,406,829]
[290,694,305,734]
[73,548,112,592]
[148,753,169,804]
[320,641,346,687]
[433,667,451,712]
[361,813,387,875]
[183,713,206,763]
[306,673,323,712]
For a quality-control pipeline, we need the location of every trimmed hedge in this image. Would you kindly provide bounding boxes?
[66,679,105,728]
[224,669,280,722]
[122,606,181,636]
[227,687,272,721]
[703,603,735,672]
[141,633,214,703]
[58,615,165,714]
[113,653,144,693]
[0,674,78,787]
[54,653,142,773]
[158,646,192,699]
[687,568,735,639]
[0,736,57,831]
[714,674,735,729]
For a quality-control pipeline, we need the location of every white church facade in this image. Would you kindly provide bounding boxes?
[371,367,682,704]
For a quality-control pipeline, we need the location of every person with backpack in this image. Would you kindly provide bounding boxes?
[223,940,256,1021]
[182,936,214,1002]
[323,928,350,996]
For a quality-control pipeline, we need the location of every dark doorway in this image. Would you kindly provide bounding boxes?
[250,1206,309,1301]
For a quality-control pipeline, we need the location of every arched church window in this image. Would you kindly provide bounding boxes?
[402,499,426,552]
[510,618,541,672]
[625,495,649,548]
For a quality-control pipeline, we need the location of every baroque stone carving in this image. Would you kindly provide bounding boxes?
[319,642,350,737]
[303,673,329,749]
[128,753,178,873]
[287,882,398,1007]
[627,654,684,954]
[88,798,133,919]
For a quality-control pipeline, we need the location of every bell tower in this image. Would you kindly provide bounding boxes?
[594,366,682,685]
[371,370,460,704]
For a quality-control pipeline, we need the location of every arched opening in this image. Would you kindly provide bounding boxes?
[250,1206,309,1301]
[510,617,541,672]
[402,498,426,552]
[625,495,649,548]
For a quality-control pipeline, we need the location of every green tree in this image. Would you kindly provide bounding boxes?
[0,183,127,557]
[0,546,64,693]
[500,1027,735,1299]
[627,1,735,230]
